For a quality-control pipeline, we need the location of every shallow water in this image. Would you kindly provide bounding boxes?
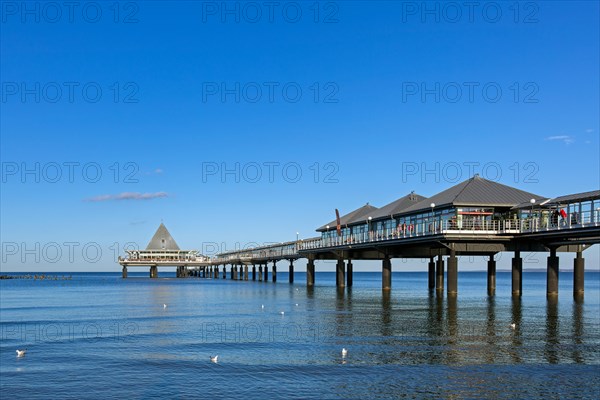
[1,271,599,399]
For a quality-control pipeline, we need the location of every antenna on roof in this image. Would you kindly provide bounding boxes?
[474,173,480,178]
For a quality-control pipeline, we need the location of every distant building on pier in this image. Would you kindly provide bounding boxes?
[119,223,208,278]
[125,223,201,262]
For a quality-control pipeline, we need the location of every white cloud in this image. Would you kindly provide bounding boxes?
[144,168,164,176]
[545,135,574,145]
[85,192,169,202]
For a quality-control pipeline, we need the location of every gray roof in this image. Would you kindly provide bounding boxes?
[511,190,600,210]
[317,204,378,232]
[402,175,545,214]
[511,198,550,210]
[146,223,180,250]
[546,190,600,204]
[368,192,427,222]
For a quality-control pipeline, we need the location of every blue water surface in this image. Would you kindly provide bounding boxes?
[1,271,599,399]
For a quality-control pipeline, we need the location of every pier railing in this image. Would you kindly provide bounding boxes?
[211,209,600,261]
[212,240,312,264]
[118,250,210,266]
[216,215,599,259]
[299,212,600,250]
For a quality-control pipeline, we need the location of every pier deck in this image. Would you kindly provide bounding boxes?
[119,176,599,297]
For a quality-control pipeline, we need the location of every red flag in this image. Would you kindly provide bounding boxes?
[335,209,342,236]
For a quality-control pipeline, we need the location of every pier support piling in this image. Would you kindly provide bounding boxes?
[264,264,269,281]
[150,266,158,279]
[487,254,496,296]
[347,260,353,287]
[258,265,263,281]
[252,265,256,281]
[244,265,248,281]
[428,257,435,290]
[574,250,584,298]
[447,250,457,295]
[382,256,392,290]
[307,259,315,287]
[512,251,523,296]
[547,248,559,297]
[239,265,243,280]
[272,262,277,282]
[436,255,444,293]
[222,266,226,279]
[289,261,294,283]
[336,259,346,288]
[122,266,127,279]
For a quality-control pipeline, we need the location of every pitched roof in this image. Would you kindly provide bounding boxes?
[402,175,544,214]
[511,198,550,210]
[317,203,378,232]
[511,190,600,210]
[146,223,180,250]
[547,190,600,204]
[368,192,427,222]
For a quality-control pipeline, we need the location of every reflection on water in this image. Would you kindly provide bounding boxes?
[572,299,584,364]
[381,290,392,337]
[485,296,496,364]
[1,272,599,399]
[546,298,559,364]
[325,284,598,367]
[510,297,523,363]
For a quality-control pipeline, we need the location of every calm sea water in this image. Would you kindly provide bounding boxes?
[1,271,599,399]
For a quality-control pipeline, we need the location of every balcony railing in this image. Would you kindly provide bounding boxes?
[208,209,600,262]
[304,213,599,250]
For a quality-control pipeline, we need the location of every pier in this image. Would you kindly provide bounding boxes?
[119,175,600,298]
[118,223,210,279]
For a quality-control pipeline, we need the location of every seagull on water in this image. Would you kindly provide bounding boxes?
[295,303,299,307]
[341,348,348,357]
[163,304,167,309]
[280,311,285,315]
[261,304,265,309]
[210,355,219,363]
[510,323,516,329]
[16,349,26,358]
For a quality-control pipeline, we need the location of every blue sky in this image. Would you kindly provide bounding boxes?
[1,1,599,272]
